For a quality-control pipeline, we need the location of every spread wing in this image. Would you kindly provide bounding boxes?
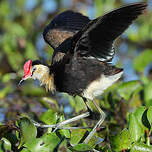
[43,10,90,49]
[72,2,147,62]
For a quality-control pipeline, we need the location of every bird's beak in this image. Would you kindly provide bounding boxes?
[18,72,31,86]
[19,59,32,86]
[18,79,24,85]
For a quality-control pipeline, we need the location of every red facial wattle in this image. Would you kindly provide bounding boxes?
[23,59,32,79]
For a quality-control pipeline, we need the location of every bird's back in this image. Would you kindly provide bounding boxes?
[54,54,123,100]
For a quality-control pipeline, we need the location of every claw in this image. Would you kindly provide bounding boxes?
[53,124,60,132]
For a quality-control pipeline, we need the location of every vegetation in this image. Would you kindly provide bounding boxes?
[0,0,152,151]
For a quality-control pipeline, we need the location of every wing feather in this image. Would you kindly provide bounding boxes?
[43,10,90,49]
[72,2,147,61]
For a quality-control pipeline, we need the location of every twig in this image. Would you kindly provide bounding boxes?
[32,120,91,130]
[32,120,105,131]
[32,112,90,130]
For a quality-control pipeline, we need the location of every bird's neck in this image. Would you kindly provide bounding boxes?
[40,73,56,92]
[34,65,56,92]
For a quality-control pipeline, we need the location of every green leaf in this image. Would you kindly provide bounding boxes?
[134,106,146,127]
[58,115,70,138]
[94,0,103,17]
[39,109,58,125]
[70,129,86,145]
[141,75,149,85]
[133,49,152,72]
[18,117,37,143]
[25,138,50,152]
[71,143,92,152]
[129,113,142,142]
[143,110,151,130]
[0,1,10,18]
[2,34,24,71]
[117,81,142,100]
[147,106,152,125]
[1,73,11,83]
[20,148,31,152]
[42,133,60,150]
[0,138,11,151]
[8,23,27,37]
[110,128,131,151]
[131,142,152,152]
[88,136,103,148]
[22,83,46,96]
[144,82,152,106]
[75,96,87,113]
[0,86,14,99]
[25,42,38,59]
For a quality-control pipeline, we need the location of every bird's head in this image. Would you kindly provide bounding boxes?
[19,59,56,92]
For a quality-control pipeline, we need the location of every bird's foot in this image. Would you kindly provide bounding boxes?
[52,123,62,132]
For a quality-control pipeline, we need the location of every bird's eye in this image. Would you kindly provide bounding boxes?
[31,67,36,76]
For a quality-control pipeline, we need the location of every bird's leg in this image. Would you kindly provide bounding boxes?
[53,112,90,132]
[53,97,90,131]
[84,99,106,144]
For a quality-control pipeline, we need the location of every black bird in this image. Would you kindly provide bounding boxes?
[19,3,147,143]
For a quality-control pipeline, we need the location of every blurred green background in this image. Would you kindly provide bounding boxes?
[0,0,152,151]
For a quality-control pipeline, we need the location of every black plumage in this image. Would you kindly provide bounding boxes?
[42,2,147,96]
[43,3,147,66]
[61,57,122,96]
[71,3,147,61]
[49,52,122,96]
[20,3,147,143]
[43,10,90,49]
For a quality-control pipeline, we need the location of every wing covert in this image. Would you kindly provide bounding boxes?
[43,10,90,49]
[72,2,147,61]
